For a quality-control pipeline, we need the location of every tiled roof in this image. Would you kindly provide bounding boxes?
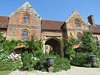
[91,25,100,34]
[41,20,64,31]
[0,16,9,28]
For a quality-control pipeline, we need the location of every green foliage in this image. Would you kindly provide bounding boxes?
[21,51,34,71]
[34,53,48,71]
[53,55,70,72]
[0,53,8,62]
[80,30,97,52]
[24,36,71,72]
[0,71,12,75]
[96,59,100,68]
[71,52,90,67]
[0,61,18,71]
[34,53,70,72]
[64,33,79,59]
[0,32,5,46]
[25,37,43,58]
[2,39,24,54]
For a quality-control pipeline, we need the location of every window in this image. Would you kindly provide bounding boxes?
[92,36,98,41]
[88,25,91,29]
[23,15,29,24]
[21,31,28,40]
[45,46,48,50]
[77,33,82,41]
[75,21,79,27]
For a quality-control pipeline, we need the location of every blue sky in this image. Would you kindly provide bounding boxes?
[0,0,100,24]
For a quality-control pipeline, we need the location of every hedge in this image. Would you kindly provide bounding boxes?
[0,61,21,71]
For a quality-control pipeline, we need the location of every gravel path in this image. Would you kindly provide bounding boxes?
[8,66,100,75]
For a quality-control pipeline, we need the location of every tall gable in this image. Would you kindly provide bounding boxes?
[65,10,88,26]
[10,2,42,21]
[9,2,42,25]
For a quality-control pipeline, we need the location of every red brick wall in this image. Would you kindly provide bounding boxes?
[66,18,88,38]
[6,11,41,40]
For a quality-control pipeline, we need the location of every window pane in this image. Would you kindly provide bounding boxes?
[23,15,29,24]
[23,17,26,23]
[45,46,48,50]
[21,31,28,40]
[92,36,98,41]
[75,21,79,27]
[21,34,24,40]
[26,18,29,23]
[25,34,28,40]
[77,34,81,41]
[24,31,26,34]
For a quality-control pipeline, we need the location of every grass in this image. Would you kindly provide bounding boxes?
[0,71,12,75]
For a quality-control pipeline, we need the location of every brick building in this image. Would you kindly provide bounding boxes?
[0,2,100,57]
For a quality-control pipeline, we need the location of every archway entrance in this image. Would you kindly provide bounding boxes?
[45,38,62,57]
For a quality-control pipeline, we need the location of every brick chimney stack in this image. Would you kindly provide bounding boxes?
[88,15,95,25]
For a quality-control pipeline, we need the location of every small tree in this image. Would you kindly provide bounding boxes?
[25,37,44,58]
[80,30,98,53]
[22,51,34,71]
[64,33,79,60]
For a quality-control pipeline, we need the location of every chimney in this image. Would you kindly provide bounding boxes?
[88,15,95,25]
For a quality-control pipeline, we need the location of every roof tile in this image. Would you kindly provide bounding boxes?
[91,25,100,33]
[41,20,64,30]
[0,16,9,28]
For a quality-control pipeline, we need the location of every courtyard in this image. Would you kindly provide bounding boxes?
[8,66,100,75]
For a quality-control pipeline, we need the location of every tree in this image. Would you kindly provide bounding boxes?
[80,30,97,52]
[64,33,79,60]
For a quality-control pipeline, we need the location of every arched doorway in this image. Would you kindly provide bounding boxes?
[45,38,62,57]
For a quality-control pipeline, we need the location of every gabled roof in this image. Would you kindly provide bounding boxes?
[91,24,100,34]
[9,1,42,21]
[65,10,88,26]
[0,16,9,28]
[41,20,64,31]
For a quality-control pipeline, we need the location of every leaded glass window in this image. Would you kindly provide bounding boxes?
[23,15,29,24]
[21,31,28,40]
[77,34,82,41]
[75,21,79,27]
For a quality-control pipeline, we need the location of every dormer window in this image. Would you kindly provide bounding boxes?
[23,15,29,24]
[75,21,79,27]
[21,31,28,40]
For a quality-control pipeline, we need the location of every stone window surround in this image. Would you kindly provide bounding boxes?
[20,29,30,40]
[75,19,81,27]
[23,15,29,24]
[22,13,31,25]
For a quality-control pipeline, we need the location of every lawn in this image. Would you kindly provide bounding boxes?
[0,71,12,75]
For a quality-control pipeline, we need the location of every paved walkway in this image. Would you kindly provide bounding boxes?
[8,66,100,75]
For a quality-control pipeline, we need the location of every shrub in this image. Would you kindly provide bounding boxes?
[0,53,8,62]
[96,59,100,68]
[0,61,18,71]
[53,55,70,72]
[34,53,48,71]
[71,52,90,67]
[21,51,34,71]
